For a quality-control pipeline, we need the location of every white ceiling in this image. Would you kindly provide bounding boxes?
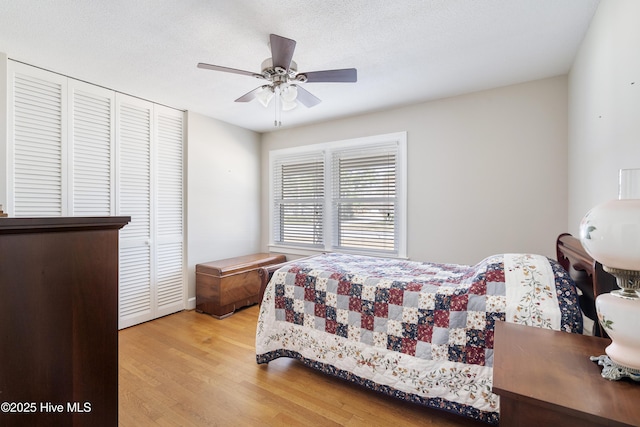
[0,0,599,133]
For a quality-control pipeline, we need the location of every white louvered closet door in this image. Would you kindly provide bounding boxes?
[8,63,67,216]
[117,94,154,329]
[116,97,185,328]
[69,80,115,216]
[155,106,185,318]
[6,61,185,329]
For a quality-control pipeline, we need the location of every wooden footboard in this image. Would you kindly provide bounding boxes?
[257,255,321,305]
[556,233,617,336]
[258,263,283,305]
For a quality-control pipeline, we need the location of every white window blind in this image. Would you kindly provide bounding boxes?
[273,152,325,248]
[270,132,406,257]
[332,144,398,253]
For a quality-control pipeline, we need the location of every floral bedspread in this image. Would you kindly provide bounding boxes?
[256,253,582,425]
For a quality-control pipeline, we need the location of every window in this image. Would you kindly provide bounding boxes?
[270,132,406,257]
[273,152,325,249]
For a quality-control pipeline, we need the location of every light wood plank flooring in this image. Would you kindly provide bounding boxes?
[119,306,488,426]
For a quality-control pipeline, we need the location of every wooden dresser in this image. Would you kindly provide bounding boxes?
[493,321,640,427]
[0,216,129,427]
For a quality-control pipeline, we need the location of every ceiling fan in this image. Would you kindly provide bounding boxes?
[197,34,357,126]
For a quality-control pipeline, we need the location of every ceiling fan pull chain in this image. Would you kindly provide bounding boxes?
[274,85,282,127]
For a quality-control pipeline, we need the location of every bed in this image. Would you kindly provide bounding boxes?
[255,234,614,425]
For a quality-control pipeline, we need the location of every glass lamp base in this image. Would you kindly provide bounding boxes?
[595,268,640,371]
[591,355,640,381]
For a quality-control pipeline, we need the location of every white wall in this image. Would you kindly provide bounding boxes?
[261,76,569,265]
[186,111,261,307]
[568,0,640,236]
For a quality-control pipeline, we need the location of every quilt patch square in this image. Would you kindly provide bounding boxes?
[434,309,450,327]
[401,337,417,355]
[466,328,486,348]
[469,280,487,295]
[450,293,469,311]
[449,311,468,329]
[362,300,375,316]
[361,314,374,330]
[418,292,436,310]
[349,296,362,312]
[448,344,465,363]
[336,323,348,338]
[467,294,487,311]
[417,309,434,325]
[432,326,449,345]
[362,285,376,301]
[417,324,433,342]
[350,282,362,297]
[435,295,451,310]
[448,328,467,346]
[374,302,388,317]
[337,281,351,295]
[402,322,418,340]
[375,288,389,302]
[388,288,404,305]
[387,335,402,352]
[466,346,486,365]
[304,287,315,301]
[402,306,419,323]
[314,303,326,318]
[326,319,337,334]
[466,310,486,330]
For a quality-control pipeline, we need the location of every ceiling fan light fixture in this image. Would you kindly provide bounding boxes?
[281,99,297,111]
[280,84,298,103]
[256,86,274,107]
[197,34,357,126]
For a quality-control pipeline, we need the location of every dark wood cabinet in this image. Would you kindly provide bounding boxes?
[493,321,640,427]
[0,217,129,427]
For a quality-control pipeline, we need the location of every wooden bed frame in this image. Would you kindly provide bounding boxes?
[555,233,617,336]
[258,233,617,337]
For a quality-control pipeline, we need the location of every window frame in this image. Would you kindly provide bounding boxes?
[269,132,407,258]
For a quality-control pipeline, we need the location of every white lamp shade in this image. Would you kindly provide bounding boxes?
[579,199,640,270]
[280,85,298,102]
[281,99,297,111]
[256,87,274,107]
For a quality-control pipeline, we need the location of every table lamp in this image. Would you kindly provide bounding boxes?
[579,168,640,381]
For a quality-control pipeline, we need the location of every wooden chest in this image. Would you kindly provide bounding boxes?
[196,253,286,318]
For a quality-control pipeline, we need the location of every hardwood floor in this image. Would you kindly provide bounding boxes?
[119,306,489,426]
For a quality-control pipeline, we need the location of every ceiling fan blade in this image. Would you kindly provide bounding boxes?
[197,63,264,79]
[235,86,265,102]
[270,34,296,71]
[300,68,357,83]
[294,85,321,108]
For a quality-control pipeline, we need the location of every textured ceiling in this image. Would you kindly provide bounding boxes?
[0,0,599,133]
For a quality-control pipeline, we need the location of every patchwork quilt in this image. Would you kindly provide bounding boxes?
[256,253,582,424]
